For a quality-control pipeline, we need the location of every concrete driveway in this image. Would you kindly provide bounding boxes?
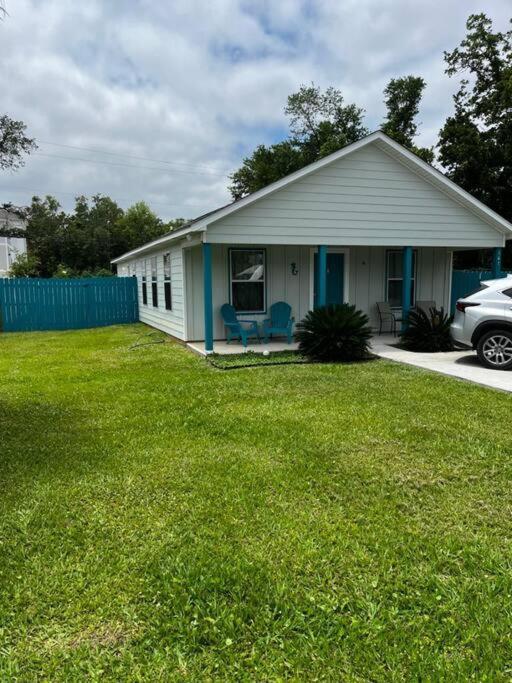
[371,335,512,393]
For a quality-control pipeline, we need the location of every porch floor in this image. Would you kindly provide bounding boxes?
[188,339,299,356]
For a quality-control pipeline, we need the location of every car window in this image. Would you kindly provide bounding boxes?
[503,288,512,299]
[467,284,488,297]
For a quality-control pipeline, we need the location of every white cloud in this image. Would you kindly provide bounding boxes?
[0,0,509,219]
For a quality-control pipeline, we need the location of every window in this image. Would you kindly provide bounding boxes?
[151,256,158,307]
[469,284,489,296]
[141,260,148,305]
[230,249,265,313]
[163,253,172,310]
[386,250,417,309]
[503,288,512,299]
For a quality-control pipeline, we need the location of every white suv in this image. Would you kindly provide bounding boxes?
[451,275,512,370]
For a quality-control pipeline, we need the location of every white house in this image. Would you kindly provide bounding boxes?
[112,131,512,352]
[0,207,27,277]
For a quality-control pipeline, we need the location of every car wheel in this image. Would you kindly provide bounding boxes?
[476,330,512,370]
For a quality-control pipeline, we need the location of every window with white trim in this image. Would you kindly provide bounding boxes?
[230,248,265,313]
[386,250,417,309]
[163,252,172,310]
[141,260,148,305]
[151,256,158,307]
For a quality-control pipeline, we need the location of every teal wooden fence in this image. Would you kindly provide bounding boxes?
[0,277,138,332]
[451,270,510,313]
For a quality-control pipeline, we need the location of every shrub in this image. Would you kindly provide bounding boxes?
[8,253,40,278]
[295,304,372,362]
[400,307,454,352]
[53,264,79,279]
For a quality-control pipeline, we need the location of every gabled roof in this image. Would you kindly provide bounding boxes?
[112,130,512,263]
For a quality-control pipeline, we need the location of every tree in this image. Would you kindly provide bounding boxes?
[381,76,434,162]
[166,217,187,232]
[437,13,512,268]
[114,201,166,257]
[229,141,305,200]
[0,115,37,171]
[229,84,368,199]
[8,252,40,278]
[23,196,66,277]
[62,195,124,273]
[0,194,181,276]
[285,84,368,158]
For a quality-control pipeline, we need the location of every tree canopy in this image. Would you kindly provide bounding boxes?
[1,196,178,278]
[229,85,369,200]
[438,13,512,268]
[229,76,434,199]
[0,115,37,171]
[381,76,434,162]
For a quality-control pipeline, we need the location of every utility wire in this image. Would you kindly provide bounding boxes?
[33,151,230,178]
[0,186,213,211]
[37,140,234,174]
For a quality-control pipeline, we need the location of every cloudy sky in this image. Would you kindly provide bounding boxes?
[1,0,510,220]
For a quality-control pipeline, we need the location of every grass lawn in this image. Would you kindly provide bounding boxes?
[1,324,511,680]
[207,349,308,369]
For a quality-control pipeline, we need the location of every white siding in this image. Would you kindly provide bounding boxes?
[206,144,503,248]
[119,243,185,340]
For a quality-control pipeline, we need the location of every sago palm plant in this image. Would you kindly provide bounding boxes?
[400,306,454,352]
[295,304,372,362]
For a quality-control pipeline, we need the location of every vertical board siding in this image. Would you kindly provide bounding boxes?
[349,246,452,328]
[185,244,313,341]
[185,244,453,340]
[0,277,138,332]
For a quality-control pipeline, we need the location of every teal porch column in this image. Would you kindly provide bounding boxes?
[203,242,214,353]
[492,247,503,279]
[317,245,327,308]
[402,246,413,331]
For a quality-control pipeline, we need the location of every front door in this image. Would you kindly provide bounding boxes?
[314,252,344,309]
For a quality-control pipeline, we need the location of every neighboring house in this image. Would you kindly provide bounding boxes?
[0,208,27,277]
[112,131,512,352]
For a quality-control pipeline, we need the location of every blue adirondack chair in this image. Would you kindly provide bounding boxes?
[263,301,294,344]
[220,304,260,347]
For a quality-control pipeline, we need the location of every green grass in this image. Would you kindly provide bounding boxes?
[207,349,308,369]
[1,323,511,681]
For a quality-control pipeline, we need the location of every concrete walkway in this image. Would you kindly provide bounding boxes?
[371,335,512,393]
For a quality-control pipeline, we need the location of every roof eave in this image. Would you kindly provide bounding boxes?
[197,131,512,237]
[112,130,512,264]
[373,136,512,237]
[111,225,205,264]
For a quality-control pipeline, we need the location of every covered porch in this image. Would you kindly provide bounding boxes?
[184,241,503,355]
[198,242,335,354]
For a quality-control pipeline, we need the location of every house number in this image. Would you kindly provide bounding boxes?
[290,262,298,275]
